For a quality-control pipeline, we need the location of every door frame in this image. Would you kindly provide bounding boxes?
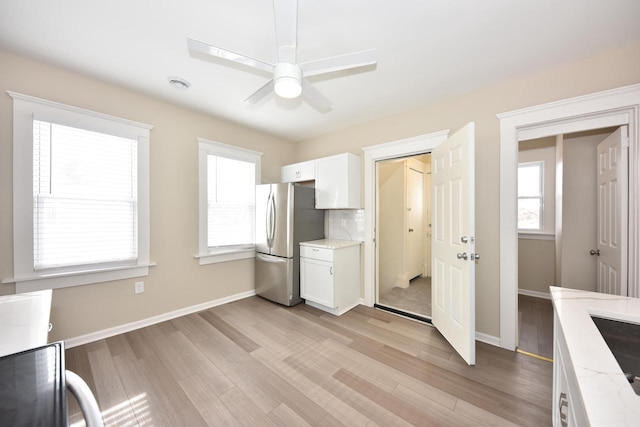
[362,130,449,307]
[498,83,640,351]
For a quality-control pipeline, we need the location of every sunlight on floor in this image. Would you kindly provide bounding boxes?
[70,392,151,427]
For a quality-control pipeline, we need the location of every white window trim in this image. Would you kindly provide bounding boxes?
[519,146,557,236]
[517,160,544,232]
[4,91,154,292]
[196,138,262,265]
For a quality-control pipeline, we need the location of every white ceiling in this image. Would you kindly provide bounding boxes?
[1,0,639,142]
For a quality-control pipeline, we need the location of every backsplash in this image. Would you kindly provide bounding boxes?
[326,209,365,241]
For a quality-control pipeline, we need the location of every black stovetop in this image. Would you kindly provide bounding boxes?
[0,342,67,427]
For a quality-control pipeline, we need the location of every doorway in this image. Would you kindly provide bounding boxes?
[516,127,623,359]
[499,83,640,351]
[363,124,477,365]
[376,154,432,320]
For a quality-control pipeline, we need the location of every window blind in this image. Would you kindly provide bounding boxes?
[33,120,138,269]
[207,155,255,248]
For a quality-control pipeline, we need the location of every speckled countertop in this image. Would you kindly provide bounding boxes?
[550,286,640,425]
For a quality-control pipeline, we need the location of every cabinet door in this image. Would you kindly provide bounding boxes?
[281,160,315,183]
[553,348,572,427]
[300,257,335,308]
[281,164,299,183]
[315,153,361,209]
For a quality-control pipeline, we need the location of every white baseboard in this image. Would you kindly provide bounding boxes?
[476,332,501,348]
[394,273,410,289]
[64,289,256,349]
[518,288,551,300]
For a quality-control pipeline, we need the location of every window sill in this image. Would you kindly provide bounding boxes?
[195,248,255,265]
[518,232,555,241]
[3,262,156,293]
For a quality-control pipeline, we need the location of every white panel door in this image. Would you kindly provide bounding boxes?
[407,165,424,279]
[431,123,475,365]
[596,126,628,295]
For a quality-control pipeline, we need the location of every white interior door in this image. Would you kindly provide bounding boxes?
[432,123,476,365]
[407,164,424,279]
[596,126,628,295]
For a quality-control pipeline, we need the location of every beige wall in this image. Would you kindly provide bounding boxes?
[0,49,294,341]
[518,145,557,294]
[2,40,639,343]
[518,239,556,294]
[294,41,640,338]
[378,160,404,295]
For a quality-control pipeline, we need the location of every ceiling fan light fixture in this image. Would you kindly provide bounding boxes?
[273,63,302,99]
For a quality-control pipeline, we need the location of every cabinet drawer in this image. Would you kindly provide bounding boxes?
[300,245,333,262]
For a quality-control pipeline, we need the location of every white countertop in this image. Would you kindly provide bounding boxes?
[299,239,363,249]
[550,286,640,425]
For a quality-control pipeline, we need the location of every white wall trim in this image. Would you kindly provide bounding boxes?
[362,130,449,307]
[498,83,640,351]
[518,233,555,241]
[475,332,501,348]
[63,289,256,349]
[518,289,552,300]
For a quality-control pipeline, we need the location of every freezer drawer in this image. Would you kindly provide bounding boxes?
[255,253,296,306]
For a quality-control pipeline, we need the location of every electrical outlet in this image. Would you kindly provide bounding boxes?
[134,281,144,294]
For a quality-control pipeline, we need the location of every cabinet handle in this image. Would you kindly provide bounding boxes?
[559,392,569,427]
[330,266,333,275]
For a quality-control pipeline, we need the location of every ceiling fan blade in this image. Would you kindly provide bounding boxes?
[302,79,332,113]
[299,49,377,77]
[273,0,297,63]
[244,79,275,104]
[187,38,274,74]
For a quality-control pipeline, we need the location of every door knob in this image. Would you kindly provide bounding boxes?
[461,236,468,243]
[590,249,600,256]
[471,253,480,261]
[457,252,468,260]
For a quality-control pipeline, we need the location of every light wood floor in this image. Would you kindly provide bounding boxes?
[517,295,554,360]
[66,296,552,426]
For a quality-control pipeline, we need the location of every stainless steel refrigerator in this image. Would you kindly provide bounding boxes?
[255,183,324,306]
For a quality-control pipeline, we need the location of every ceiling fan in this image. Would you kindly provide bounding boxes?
[187,0,377,113]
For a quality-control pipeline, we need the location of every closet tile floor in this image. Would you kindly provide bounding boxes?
[378,276,431,318]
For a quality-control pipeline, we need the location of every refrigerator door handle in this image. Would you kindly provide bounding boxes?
[268,192,276,246]
[256,253,287,263]
[266,192,274,248]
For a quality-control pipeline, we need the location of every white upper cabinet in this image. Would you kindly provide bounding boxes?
[281,159,315,183]
[315,153,361,209]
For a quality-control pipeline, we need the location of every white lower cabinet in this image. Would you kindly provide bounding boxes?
[552,313,587,427]
[300,241,361,316]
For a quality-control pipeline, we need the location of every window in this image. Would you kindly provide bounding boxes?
[33,120,138,268]
[197,138,262,265]
[517,161,544,231]
[8,92,152,292]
